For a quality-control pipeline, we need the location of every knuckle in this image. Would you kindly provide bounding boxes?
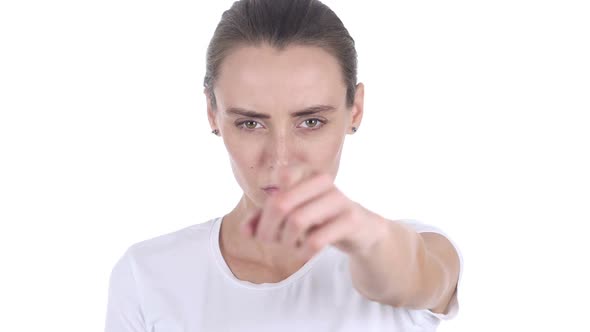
[307,237,324,251]
[289,214,305,229]
[258,231,270,242]
[318,173,333,186]
[273,198,290,215]
[348,202,361,219]
[330,188,342,200]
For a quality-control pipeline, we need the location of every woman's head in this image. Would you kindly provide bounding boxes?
[204,0,364,208]
[204,0,359,109]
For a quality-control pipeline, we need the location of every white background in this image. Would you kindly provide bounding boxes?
[1,0,589,331]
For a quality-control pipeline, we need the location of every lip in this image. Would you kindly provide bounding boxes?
[262,186,280,195]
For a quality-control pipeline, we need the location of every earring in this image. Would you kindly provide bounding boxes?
[351,126,357,133]
[211,129,220,136]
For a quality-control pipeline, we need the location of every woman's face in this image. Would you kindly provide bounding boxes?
[206,44,364,208]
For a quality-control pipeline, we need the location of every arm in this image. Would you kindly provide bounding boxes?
[348,219,460,314]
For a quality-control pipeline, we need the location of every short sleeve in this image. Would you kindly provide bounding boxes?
[104,247,147,332]
[398,219,463,321]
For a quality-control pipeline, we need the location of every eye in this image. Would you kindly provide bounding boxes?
[299,118,326,129]
[235,118,327,132]
[236,120,263,130]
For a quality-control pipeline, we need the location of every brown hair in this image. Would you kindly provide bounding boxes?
[203,0,358,110]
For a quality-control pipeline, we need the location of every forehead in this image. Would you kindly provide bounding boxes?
[215,44,346,111]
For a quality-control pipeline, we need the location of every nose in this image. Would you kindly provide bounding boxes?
[266,132,297,169]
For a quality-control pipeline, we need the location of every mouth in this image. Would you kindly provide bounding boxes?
[261,186,280,195]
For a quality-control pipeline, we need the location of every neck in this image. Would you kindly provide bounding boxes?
[221,194,306,270]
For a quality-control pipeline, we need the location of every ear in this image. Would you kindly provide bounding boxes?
[205,88,219,133]
[349,82,365,134]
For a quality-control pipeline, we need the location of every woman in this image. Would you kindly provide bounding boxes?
[105,0,462,331]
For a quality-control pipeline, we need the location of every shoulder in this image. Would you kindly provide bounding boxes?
[123,217,218,268]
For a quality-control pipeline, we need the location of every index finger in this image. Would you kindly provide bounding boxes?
[275,167,333,212]
[278,165,306,192]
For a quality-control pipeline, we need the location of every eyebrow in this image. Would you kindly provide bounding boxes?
[224,105,337,119]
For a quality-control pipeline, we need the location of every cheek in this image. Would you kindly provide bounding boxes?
[309,134,345,166]
[225,137,260,183]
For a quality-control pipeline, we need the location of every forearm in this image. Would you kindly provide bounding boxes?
[348,219,439,308]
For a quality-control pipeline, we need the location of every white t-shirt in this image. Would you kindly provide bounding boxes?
[105,216,463,332]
